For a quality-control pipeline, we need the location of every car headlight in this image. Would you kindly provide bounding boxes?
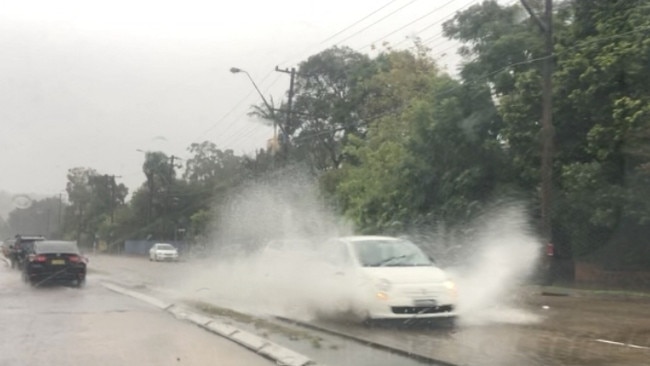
[375,291,389,301]
[444,280,457,298]
[443,280,456,291]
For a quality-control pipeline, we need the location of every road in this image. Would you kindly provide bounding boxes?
[87,254,650,366]
[0,259,273,366]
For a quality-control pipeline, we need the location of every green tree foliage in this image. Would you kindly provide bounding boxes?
[184,141,244,187]
[442,0,650,266]
[334,48,505,232]
[63,167,128,246]
[266,46,376,170]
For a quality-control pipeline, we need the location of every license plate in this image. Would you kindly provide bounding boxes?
[414,299,437,307]
[51,259,65,265]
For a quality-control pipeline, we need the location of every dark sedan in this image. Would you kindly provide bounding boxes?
[23,241,87,287]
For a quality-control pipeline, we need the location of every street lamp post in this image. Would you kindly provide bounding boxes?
[230,67,284,147]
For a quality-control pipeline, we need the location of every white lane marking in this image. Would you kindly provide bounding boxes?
[595,339,650,350]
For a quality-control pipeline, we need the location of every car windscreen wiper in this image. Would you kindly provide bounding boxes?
[375,253,416,267]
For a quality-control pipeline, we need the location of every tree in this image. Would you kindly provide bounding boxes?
[334,46,505,232]
[551,0,650,264]
[443,0,547,190]
[184,141,244,187]
[63,167,128,246]
[248,46,376,171]
[442,0,650,267]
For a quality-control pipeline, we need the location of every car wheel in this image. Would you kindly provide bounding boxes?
[73,278,86,288]
[439,317,457,329]
[361,314,375,327]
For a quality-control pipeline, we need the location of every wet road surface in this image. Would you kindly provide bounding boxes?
[86,254,650,366]
[0,260,273,366]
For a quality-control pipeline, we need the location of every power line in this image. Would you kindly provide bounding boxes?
[319,0,401,46]
[334,0,421,47]
[291,23,650,145]
[207,1,471,149]
[390,0,481,49]
[360,0,459,50]
[274,0,402,69]
[217,73,284,149]
[193,90,255,142]
[193,69,275,144]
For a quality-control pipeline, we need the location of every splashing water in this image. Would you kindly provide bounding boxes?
[181,172,542,325]
[446,203,543,325]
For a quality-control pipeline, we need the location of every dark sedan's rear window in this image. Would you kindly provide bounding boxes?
[35,242,80,254]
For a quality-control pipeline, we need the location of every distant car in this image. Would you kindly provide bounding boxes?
[322,236,458,322]
[149,243,179,262]
[22,240,87,287]
[9,235,46,270]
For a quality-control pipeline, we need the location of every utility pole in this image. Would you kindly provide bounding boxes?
[166,155,181,240]
[521,0,554,244]
[275,66,296,158]
[169,155,182,178]
[58,193,63,235]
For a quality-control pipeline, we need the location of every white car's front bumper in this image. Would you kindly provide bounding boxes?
[155,253,179,261]
[365,284,457,319]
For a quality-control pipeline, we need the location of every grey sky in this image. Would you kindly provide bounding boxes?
[0,0,476,197]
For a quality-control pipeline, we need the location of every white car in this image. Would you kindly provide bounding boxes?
[322,236,457,321]
[149,243,179,262]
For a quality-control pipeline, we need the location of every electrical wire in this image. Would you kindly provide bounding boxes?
[359,0,459,51]
[333,0,421,47]
[389,0,482,49]
[319,0,401,46]
[273,0,402,68]
[211,1,473,150]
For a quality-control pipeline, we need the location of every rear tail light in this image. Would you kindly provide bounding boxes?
[29,254,47,263]
[68,255,81,263]
[546,243,555,257]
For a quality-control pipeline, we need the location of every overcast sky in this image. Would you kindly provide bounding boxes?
[0,0,484,197]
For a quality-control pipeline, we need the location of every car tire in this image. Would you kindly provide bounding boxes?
[361,316,376,327]
[73,278,86,288]
[439,317,457,329]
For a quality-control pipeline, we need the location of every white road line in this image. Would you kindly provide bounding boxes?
[595,339,650,350]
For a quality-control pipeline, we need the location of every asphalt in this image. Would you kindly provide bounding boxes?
[102,281,315,366]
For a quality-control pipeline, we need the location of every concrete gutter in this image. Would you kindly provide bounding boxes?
[102,282,317,366]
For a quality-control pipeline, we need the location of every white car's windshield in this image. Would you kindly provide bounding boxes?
[352,239,432,267]
[157,244,175,250]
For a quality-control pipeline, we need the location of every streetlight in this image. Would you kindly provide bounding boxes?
[229,67,273,113]
[230,67,281,140]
